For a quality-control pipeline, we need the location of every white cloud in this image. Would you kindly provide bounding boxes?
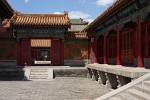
[53,11,93,23]
[24,0,29,3]
[68,11,90,19]
[85,19,94,24]
[96,0,116,6]
[53,12,63,14]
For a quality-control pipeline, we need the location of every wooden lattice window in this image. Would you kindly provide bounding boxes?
[98,37,104,57]
[121,29,134,65]
[107,35,116,58]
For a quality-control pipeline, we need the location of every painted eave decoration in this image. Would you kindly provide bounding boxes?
[82,0,135,32]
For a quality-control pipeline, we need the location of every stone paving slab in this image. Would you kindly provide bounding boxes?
[0,77,110,100]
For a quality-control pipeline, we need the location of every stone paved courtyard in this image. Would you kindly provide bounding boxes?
[0,77,110,100]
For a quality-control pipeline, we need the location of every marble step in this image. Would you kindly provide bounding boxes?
[134,84,150,94]
[118,93,138,100]
[29,77,47,80]
[30,74,48,77]
[30,71,48,74]
[31,69,48,70]
[30,70,48,72]
[143,81,150,87]
[29,76,48,79]
[127,89,150,100]
[30,73,48,75]
[109,97,122,100]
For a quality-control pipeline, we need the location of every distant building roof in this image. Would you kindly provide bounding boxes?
[71,18,88,25]
[66,18,88,39]
[68,18,88,32]
[13,12,70,27]
[68,25,88,32]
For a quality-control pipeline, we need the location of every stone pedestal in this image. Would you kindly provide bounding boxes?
[92,69,99,81]
[98,71,107,85]
[107,73,118,89]
[87,68,92,78]
[118,75,131,86]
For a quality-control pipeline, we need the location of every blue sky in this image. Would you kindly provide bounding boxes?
[7,0,116,23]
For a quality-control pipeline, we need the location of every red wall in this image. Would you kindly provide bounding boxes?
[20,39,31,66]
[88,35,98,63]
[51,39,64,65]
[17,38,64,66]
[17,40,21,65]
[0,39,16,60]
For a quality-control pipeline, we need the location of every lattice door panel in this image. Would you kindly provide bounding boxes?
[121,29,134,65]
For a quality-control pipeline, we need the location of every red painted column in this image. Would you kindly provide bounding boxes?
[51,39,61,65]
[20,39,31,66]
[61,40,64,65]
[88,38,90,64]
[137,16,144,67]
[94,36,98,63]
[16,39,21,65]
[104,34,107,64]
[88,35,98,63]
[116,27,121,65]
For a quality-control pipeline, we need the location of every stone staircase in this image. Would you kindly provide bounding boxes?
[109,80,150,100]
[96,73,150,100]
[24,68,53,80]
[29,69,48,79]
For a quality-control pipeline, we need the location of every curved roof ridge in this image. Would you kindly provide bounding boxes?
[17,13,66,17]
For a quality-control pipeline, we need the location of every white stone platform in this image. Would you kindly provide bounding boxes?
[24,66,87,80]
[86,64,150,78]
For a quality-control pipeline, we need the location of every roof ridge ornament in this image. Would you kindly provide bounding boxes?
[64,11,71,25]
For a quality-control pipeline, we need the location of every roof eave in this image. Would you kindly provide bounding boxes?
[82,0,135,32]
[0,0,14,18]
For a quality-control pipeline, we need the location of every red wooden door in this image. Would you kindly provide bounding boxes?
[20,39,31,66]
[121,29,134,65]
[51,39,61,65]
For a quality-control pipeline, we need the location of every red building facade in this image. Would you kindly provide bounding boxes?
[65,19,89,66]
[84,0,150,69]
[13,12,70,66]
[0,0,13,33]
[0,0,15,62]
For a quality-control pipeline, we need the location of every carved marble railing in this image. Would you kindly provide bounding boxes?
[86,64,150,89]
